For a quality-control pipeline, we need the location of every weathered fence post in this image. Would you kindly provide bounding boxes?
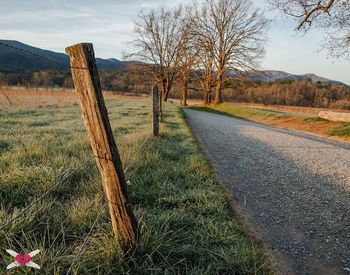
[152,85,159,136]
[65,43,138,249]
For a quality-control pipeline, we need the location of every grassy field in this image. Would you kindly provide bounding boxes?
[0,98,270,274]
[0,88,144,108]
[190,103,350,141]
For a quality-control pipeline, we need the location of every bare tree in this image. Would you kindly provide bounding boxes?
[191,0,267,104]
[178,48,196,106]
[131,6,185,101]
[267,0,350,59]
[188,5,216,104]
[176,14,198,106]
[198,51,216,104]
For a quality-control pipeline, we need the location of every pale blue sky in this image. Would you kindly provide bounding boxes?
[0,0,349,84]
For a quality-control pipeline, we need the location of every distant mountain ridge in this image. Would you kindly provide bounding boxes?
[226,70,344,85]
[0,40,345,85]
[0,40,122,70]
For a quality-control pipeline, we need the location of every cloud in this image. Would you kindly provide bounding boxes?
[0,0,348,83]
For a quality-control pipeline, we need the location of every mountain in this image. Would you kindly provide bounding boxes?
[0,40,123,70]
[0,40,345,85]
[226,70,344,85]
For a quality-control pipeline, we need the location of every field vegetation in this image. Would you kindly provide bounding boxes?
[2,68,350,110]
[0,98,270,274]
[0,87,144,108]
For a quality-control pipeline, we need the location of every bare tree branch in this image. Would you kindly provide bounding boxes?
[191,0,267,104]
[128,6,185,101]
[267,0,350,59]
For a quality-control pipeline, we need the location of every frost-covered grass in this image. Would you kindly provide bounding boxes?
[0,99,270,274]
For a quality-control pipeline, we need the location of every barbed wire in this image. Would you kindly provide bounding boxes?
[0,156,94,232]
[1,131,151,274]
[1,40,152,272]
[65,199,106,275]
[124,134,151,173]
[0,36,151,230]
[64,134,150,274]
[0,41,69,69]
[0,131,151,230]
[0,41,92,73]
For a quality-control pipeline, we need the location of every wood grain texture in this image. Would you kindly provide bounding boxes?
[65,43,138,248]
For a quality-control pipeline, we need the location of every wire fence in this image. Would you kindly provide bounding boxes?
[0,40,77,97]
[0,156,93,231]
[0,41,69,69]
[65,199,107,275]
[0,133,151,273]
[64,135,151,274]
[0,134,150,230]
[1,40,154,272]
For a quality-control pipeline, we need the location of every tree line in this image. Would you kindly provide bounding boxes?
[221,79,350,109]
[128,0,350,106]
[2,67,349,110]
[129,0,267,105]
[0,68,150,96]
[1,0,349,109]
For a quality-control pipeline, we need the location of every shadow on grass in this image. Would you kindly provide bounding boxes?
[187,105,247,120]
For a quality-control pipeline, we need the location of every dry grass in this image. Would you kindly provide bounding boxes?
[262,116,336,135]
[0,87,145,108]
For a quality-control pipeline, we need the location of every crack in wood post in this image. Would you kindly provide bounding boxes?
[65,43,139,249]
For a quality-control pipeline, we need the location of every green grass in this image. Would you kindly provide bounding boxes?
[303,117,328,122]
[327,123,350,136]
[189,103,350,139]
[0,99,270,274]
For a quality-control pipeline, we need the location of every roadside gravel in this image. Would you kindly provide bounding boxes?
[184,109,350,275]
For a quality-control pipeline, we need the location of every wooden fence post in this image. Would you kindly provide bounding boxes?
[65,43,138,249]
[152,85,159,136]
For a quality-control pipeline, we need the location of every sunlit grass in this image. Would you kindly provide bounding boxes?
[327,123,350,136]
[0,99,271,274]
[189,103,350,139]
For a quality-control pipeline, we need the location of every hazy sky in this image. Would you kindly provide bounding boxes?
[0,0,349,84]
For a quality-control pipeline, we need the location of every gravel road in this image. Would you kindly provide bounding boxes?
[184,109,350,275]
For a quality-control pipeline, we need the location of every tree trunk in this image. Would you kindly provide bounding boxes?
[161,79,167,101]
[160,79,170,102]
[163,81,171,102]
[214,70,223,104]
[158,88,163,121]
[163,91,169,102]
[204,88,211,105]
[180,80,188,106]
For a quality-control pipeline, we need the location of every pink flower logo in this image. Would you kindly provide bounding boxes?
[6,249,40,270]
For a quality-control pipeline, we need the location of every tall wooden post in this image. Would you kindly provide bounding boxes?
[65,43,138,249]
[152,85,159,136]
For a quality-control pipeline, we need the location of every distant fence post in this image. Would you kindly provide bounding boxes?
[65,43,138,249]
[152,85,159,136]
